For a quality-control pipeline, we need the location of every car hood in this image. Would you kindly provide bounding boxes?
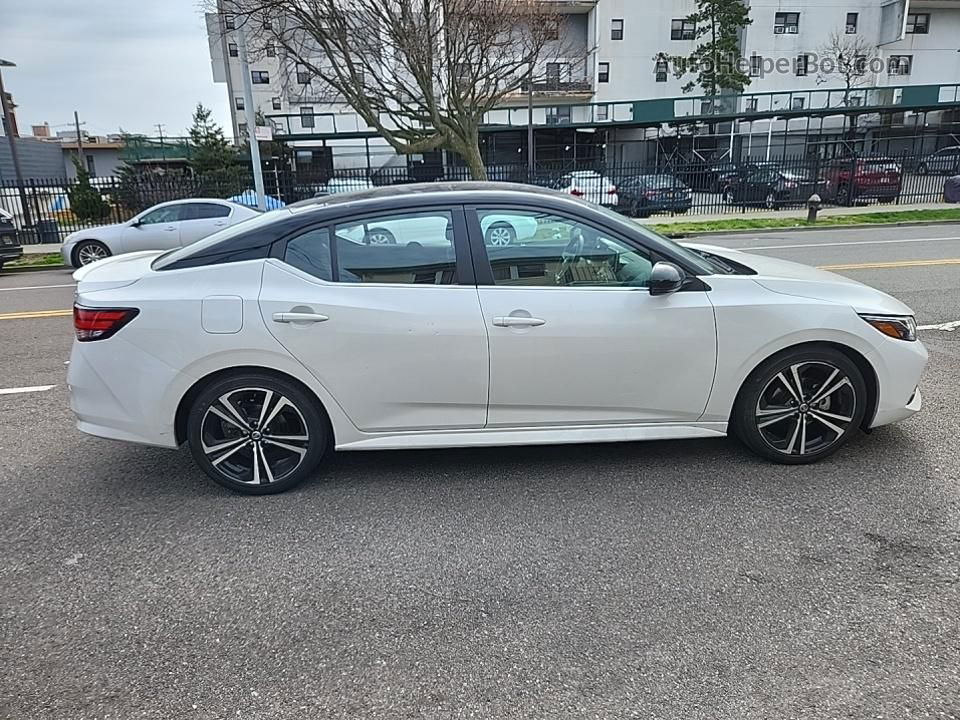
[687,243,915,316]
[64,222,127,244]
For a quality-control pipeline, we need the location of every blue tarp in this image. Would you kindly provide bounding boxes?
[229,190,285,210]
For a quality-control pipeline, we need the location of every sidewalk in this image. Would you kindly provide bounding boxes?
[648,201,956,226]
[23,243,63,255]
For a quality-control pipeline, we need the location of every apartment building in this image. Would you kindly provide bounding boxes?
[206,0,960,169]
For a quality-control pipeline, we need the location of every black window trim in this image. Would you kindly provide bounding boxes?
[462,203,710,290]
[271,204,476,286]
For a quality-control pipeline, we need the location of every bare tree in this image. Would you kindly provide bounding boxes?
[817,29,877,105]
[216,0,567,180]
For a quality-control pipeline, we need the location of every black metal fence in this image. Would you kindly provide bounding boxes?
[2,150,956,244]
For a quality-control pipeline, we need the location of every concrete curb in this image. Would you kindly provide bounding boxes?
[655,218,960,238]
[1,263,70,274]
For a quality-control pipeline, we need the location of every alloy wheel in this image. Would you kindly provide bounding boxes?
[366,231,394,245]
[77,243,109,265]
[200,387,310,485]
[754,361,857,457]
[765,193,777,210]
[487,226,513,246]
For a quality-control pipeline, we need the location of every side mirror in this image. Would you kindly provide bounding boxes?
[130,219,142,228]
[649,261,685,296]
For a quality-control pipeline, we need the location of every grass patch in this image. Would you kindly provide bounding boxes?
[648,208,960,236]
[6,253,65,268]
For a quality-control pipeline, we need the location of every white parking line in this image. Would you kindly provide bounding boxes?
[0,384,56,396]
[0,283,75,292]
[918,320,960,332]
[742,237,960,251]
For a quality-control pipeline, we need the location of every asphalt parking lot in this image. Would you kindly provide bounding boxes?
[1,224,959,719]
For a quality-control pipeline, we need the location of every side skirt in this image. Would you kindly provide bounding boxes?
[335,422,729,452]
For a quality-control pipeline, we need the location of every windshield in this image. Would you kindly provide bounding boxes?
[151,209,288,269]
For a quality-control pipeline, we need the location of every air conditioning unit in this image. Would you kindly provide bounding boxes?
[787,26,798,34]
[774,25,785,34]
[846,24,857,34]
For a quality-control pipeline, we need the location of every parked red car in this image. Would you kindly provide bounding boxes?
[822,157,902,206]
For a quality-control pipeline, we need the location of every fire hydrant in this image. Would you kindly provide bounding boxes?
[807,193,822,224]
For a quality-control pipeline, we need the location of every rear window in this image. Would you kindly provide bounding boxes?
[152,210,286,270]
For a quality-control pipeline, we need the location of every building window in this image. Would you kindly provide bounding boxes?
[544,19,560,41]
[251,70,270,84]
[774,12,800,34]
[238,122,247,137]
[745,97,759,112]
[266,43,276,57]
[792,97,806,110]
[272,96,282,111]
[611,18,624,41]
[749,54,762,77]
[846,13,858,34]
[296,65,310,84]
[86,154,96,177]
[655,58,668,82]
[545,106,572,126]
[235,96,245,110]
[228,42,238,58]
[596,105,609,121]
[224,15,235,30]
[906,13,929,34]
[671,19,696,40]
[854,55,868,74]
[598,62,610,83]
[888,55,912,75]
[795,54,810,76]
[300,106,315,128]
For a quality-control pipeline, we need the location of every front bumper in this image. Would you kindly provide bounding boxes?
[0,246,23,264]
[868,336,928,428]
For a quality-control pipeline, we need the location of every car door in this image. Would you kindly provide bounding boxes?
[466,206,717,427]
[122,203,182,252]
[177,202,232,246]
[258,206,490,433]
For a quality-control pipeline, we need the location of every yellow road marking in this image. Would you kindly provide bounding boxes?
[818,258,960,271]
[0,309,72,321]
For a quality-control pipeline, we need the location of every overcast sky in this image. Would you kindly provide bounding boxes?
[3,0,232,139]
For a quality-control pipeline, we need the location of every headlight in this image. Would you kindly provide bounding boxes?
[860,314,917,342]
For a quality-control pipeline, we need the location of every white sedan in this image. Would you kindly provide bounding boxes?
[68,183,926,495]
[61,199,261,268]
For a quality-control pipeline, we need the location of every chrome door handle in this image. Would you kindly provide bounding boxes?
[163,226,177,231]
[493,316,546,328]
[272,312,330,324]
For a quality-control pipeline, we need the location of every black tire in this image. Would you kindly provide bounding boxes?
[363,228,396,245]
[0,261,4,273]
[675,208,689,215]
[877,196,897,205]
[722,188,735,204]
[73,239,111,267]
[918,163,929,175]
[732,346,868,465]
[187,372,330,495]
[484,222,516,247]
[764,193,779,211]
[635,203,652,219]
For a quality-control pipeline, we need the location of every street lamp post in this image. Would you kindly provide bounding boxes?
[0,59,32,228]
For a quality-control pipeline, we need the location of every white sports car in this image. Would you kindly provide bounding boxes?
[68,183,926,494]
[61,198,261,267]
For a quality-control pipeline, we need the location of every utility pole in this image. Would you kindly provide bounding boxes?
[236,22,266,210]
[527,63,535,176]
[0,59,31,227]
[155,123,167,172]
[73,110,85,171]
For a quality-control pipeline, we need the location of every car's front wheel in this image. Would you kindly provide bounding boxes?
[484,223,516,246]
[186,373,329,494]
[74,240,111,267]
[733,347,868,464]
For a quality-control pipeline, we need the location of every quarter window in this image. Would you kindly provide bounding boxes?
[285,228,333,281]
[192,203,231,219]
[334,211,459,285]
[476,210,654,288]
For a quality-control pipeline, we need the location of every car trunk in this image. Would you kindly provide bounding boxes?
[73,250,164,293]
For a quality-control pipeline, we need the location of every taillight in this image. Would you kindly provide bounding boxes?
[570,188,584,197]
[73,305,139,342]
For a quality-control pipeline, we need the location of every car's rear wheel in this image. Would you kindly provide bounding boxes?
[187,373,329,495]
[878,196,897,204]
[733,347,867,464]
[484,223,516,246]
[74,240,111,267]
[764,193,779,210]
[363,228,396,245]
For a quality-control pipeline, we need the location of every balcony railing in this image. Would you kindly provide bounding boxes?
[518,78,593,94]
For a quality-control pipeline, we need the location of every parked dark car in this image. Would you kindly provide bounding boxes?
[0,209,22,272]
[822,157,902,205]
[918,146,960,176]
[727,168,824,210]
[677,160,738,192]
[717,161,783,202]
[617,174,692,217]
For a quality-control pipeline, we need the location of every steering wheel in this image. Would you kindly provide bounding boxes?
[556,227,590,285]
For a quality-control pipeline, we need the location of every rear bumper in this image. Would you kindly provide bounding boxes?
[0,246,23,263]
